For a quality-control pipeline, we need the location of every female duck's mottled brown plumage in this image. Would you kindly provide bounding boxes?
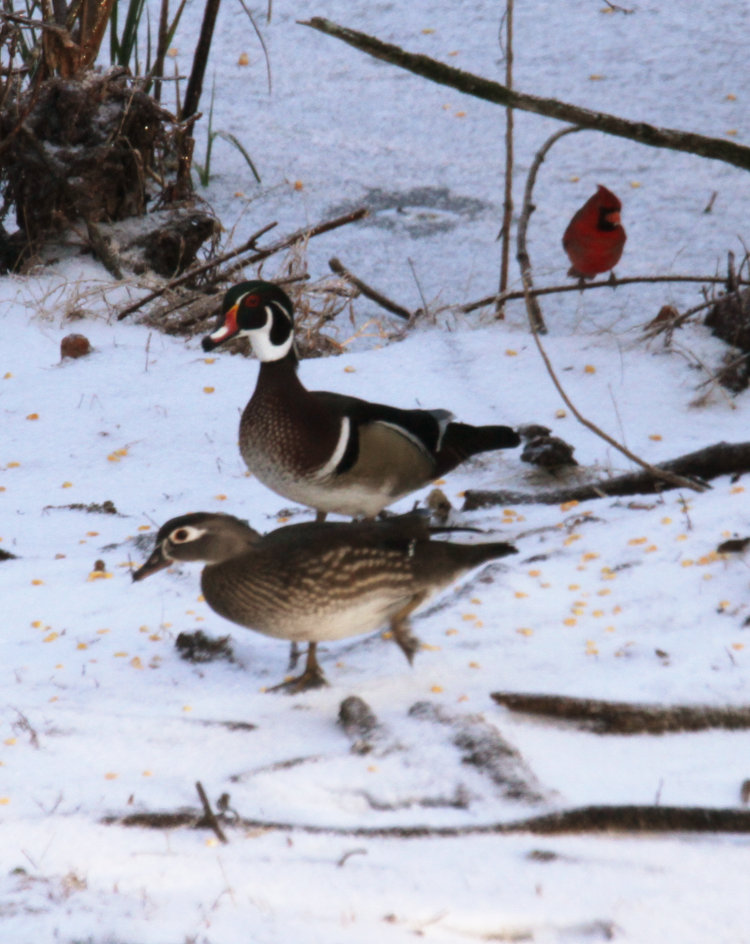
[201,281,520,519]
[133,511,517,691]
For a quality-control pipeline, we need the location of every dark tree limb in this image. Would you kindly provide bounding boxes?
[463,440,750,509]
[301,18,750,173]
[491,692,750,735]
[181,0,221,120]
[328,257,412,320]
[105,804,750,837]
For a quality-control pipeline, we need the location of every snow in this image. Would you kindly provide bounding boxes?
[2,1,750,941]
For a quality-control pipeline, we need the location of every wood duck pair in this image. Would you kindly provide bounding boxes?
[133,511,517,691]
[201,281,520,520]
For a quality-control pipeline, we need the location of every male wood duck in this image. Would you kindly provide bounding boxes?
[201,281,521,519]
[132,511,517,691]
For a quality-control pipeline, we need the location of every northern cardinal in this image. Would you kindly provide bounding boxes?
[562,184,626,280]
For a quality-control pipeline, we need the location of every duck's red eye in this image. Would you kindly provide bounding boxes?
[243,294,260,308]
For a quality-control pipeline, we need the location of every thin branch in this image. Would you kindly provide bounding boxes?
[116,221,278,320]
[237,0,272,93]
[195,780,228,844]
[328,256,412,319]
[217,207,368,281]
[496,0,514,318]
[117,208,367,323]
[516,125,581,332]
[515,129,706,493]
[460,273,749,315]
[300,18,750,172]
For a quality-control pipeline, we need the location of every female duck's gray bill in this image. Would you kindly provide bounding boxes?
[131,546,173,582]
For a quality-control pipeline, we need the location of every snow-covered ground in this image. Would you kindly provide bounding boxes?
[1,2,750,942]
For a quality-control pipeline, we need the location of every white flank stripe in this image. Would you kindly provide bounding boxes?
[314,416,351,479]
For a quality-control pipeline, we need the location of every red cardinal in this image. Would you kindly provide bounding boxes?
[562,184,626,280]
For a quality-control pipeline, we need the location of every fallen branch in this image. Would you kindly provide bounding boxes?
[104,803,750,837]
[301,18,750,172]
[329,257,412,320]
[464,440,750,509]
[491,692,750,734]
[410,701,546,803]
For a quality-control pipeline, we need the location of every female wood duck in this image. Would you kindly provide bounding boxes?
[132,511,517,691]
[201,281,520,519]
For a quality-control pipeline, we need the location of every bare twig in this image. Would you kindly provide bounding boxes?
[195,781,228,844]
[496,0,514,319]
[238,0,272,93]
[116,222,277,320]
[514,127,706,493]
[300,18,750,172]
[516,125,581,332]
[460,273,749,315]
[526,320,705,492]
[602,0,635,12]
[219,207,367,281]
[118,209,367,325]
[328,257,412,319]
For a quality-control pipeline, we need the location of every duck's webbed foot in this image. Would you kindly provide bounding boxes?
[268,642,329,693]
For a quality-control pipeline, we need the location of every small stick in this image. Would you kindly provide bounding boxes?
[219,207,368,280]
[116,222,278,321]
[195,781,228,844]
[329,257,412,319]
[149,209,369,323]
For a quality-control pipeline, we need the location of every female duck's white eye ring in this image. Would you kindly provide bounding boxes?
[169,525,204,544]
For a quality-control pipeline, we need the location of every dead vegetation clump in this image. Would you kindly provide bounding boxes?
[704,286,750,393]
[0,68,194,269]
[140,238,393,362]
